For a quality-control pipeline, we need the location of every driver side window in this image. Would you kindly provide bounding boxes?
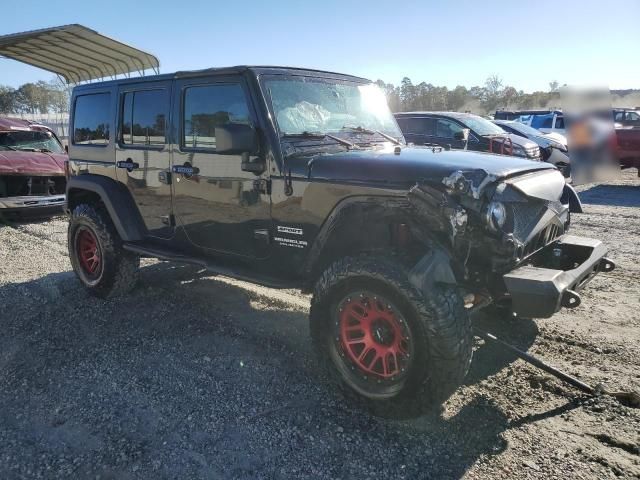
[436,119,463,138]
[182,83,251,151]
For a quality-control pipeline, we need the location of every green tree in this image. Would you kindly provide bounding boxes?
[0,86,17,114]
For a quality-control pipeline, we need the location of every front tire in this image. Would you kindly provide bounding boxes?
[68,203,139,298]
[310,255,472,416]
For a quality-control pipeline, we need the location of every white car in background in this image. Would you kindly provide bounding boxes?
[495,110,566,135]
[493,119,571,177]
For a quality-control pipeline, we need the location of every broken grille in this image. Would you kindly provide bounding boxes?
[522,223,563,258]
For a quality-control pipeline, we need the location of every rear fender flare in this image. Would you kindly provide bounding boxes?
[66,175,146,241]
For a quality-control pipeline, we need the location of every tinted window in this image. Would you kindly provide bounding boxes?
[614,111,625,121]
[531,114,553,129]
[395,117,408,131]
[554,116,565,129]
[405,117,434,135]
[436,119,464,138]
[73,93,111,145]
[121,90,166,146]
[183,84,250,150]
[498,124,524,137]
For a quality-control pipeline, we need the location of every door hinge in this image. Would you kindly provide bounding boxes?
[253,178,271,195]
[158,170,172,185]
[284,168,293,196]
[161,214,175,227]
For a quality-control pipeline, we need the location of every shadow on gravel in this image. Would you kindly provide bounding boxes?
[466,311,539,386]
[0,262,513,479]
[578,184,640,207]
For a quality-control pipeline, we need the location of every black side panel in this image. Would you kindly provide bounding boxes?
[66,174,147,241]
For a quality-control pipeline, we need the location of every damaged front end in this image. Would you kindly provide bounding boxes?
[407,167,613,318]
[0,174,66,215]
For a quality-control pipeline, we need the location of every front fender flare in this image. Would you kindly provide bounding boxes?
[562,183,583,213]
[408,248,457,295]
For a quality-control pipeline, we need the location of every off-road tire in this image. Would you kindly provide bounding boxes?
[310,255,472,416]
[68,203,139,298]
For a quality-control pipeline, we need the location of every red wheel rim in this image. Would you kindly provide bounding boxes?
[338,293,412,380]
[76,228,101,277]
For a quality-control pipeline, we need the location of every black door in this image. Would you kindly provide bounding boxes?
[171,75,270,259]
[115,81,173,238]
[398,117,435,145]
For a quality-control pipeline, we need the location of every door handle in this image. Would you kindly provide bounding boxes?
[117,158,139,172]
[172,163,200,177]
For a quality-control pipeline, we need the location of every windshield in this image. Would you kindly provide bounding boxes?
[499,121,544,137]
[262,76,402,140]
[459,115,506,136]
[0,130,64,153]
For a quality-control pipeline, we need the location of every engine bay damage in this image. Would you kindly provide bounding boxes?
[405,168,578,306]
[0,175,66,198]
[0,174,66,213]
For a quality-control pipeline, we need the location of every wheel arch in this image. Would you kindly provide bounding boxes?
[302,195,432,285]
[66,174,146,241]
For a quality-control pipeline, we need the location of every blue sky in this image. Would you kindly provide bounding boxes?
[2,0,638,91]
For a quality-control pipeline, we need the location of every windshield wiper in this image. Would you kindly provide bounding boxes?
[341,125,401,145]
[281,131,357,149]
[1,145,18,151]
[15,147,53,153]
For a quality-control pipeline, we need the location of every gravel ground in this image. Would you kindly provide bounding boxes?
[0,169,638,479]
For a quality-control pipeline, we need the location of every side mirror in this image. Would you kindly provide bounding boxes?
[64,144,69,154]
[453,128,470,141]
[215,124,258,155]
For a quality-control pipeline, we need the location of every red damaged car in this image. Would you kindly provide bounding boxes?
[0,117,67,217]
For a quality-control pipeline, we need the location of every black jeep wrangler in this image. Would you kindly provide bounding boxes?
[65,66,614,412]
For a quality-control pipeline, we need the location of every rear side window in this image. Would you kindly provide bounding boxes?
[531,114,553,129]
[121,90,166,147]
[182,83,251,150]
[395,117,408,131]
[73,93,111,145]
[554,116,565,129]
[405,117,434,135]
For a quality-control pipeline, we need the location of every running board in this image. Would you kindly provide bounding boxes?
[123,243,297,290]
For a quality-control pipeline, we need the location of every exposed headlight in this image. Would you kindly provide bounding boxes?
[511,145,526,157]
[485,201,507,231]
[549,140,568,152]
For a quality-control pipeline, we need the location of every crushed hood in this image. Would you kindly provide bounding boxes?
[298,145,554,188]
[0,151,66,175]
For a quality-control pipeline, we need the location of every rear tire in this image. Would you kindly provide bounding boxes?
[310,255,472,416]
[68,203,139,298]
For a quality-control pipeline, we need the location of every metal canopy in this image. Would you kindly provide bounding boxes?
[0,24,159,84]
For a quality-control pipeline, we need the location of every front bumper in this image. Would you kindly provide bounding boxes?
[502,235,615,318]
[0,194,66,216]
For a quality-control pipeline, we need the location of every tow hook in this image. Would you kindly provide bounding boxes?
[473,327,640,408]
[561,290,581,309]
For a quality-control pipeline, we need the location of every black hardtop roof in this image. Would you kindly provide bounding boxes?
[394,111,482,118]
[495,109,563,115]
[72,65,371,92]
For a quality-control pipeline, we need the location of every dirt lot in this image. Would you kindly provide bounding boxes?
[0,169,638,479]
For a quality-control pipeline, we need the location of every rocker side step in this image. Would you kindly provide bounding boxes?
[123,242,297,290]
